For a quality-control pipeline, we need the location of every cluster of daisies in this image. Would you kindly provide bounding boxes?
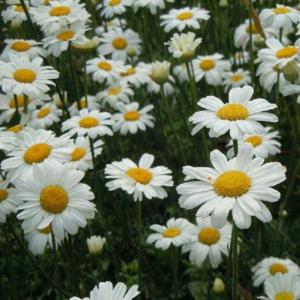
[0,0,299,299]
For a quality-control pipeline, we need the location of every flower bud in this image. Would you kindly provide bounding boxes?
[151,61,171,85]
[280,210,288,218]
[283,61,300,82]
[219,0,228,7]
[87,235,106,256]
[213,278,225,294]
[253,35,266,49]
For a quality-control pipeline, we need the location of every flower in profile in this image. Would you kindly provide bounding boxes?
[0,180,19,223]
[177,144,286,229]
[105,153,173,201]
[69,95,101,116]
[147,218,192,250]
[167,32,202,61]
[252,257,300,287]
[101,0,132,19]
[134,0,174,15]
[189,85,278,139]
[62,108,114,139]
[151,61,171,85]
[160,7,210,33]
[182,216,232,268]
[113,102,154,135]
[260,273,300,300]
[16,161,96,240]
[2,4,30,26]
[0,55,59,97]
[87,235,106,255]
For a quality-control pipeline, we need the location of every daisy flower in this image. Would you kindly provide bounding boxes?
[89,282,139,300]
[173,64,189,83]
[25,224,61,255]
[1,128,72,182]
[43,22,87,57]
[252,257,300,287]
[95,18,127,36]
[256,39,300,69]
[260,4,300,30]
[260,273,300,300]
[113,102,154,135]
[160,7,210,33]
[0,180,19,223]
[0,55,59,97]
[69,95,101,116]
[66,136,103,172]
[97,81,134,108]
[86,56,126,84]
[119,63,149,88]
[0,130,18,153]
[105,153,173,201]
[101,0,132,19]
[29,103,63,129]
[231,51,250,66]
[134,0,174,15]
[189,85,278,139]
[182,216,232,268]
[97,27,142,62]
[192,54,231,86]
[223,69,251,92]
[167,32,202,61]
[176,144,286,229]
[2,4,30,26]
[147,218,192,250]
[62,108,114,139]
[1,39,47,61]
[227,127,281,159]
[16,162,96,240]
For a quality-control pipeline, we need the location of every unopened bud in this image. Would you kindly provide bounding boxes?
[253,35,266,49]
[219,0,228,7]
[283,61,300,82]
[280,210,288,218]
[87,235,106,256]
[151,61,171,85]
[213,278,225,294]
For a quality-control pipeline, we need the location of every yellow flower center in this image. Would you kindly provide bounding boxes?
[126,168,152,184]
[49,6,71,16]
[245,135,262,147]
[71,147,86,161]
[273,7,291,14]
[23,143,52,164]
[177,11,193,20]
[38,224,52,234]
[217,104,249,120]
[0,189,8,203]
[109,0,121,6]
[269,263,289,275]
[7,124,23,133]
[275,292,294,300]
[199,59,216,71]
[57,31,75,41]
[230,74,243,82]
[11,41,31,52]
[79,117,99,128]
[163,227,181,238]
[246,24,258,34]
[198,227,220,245]
[112,37,128,50]
[13,69,36,83]
[276,46,298,59]
[98,61,112,71]
[37,107,51,119]
[124,111,140,121]
[108,87,121,96]
[120,67,136,77]
[9,95,26,108]
[214,171,251,197]
[15,5,27,12]
[40,185,68,214]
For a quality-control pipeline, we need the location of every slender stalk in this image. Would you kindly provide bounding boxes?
[137,201,142,295]
[51,230,62,300]
[207,265,212,300]
[172,246,178,300]
[89,137,97,170]
[248,0,255,86]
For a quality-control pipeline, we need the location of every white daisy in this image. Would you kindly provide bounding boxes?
[105,153,173,201]
[86,56,126,84]
[189,85,278,139]
[1,128,72,182]
[1,39,47,61]
[173,64,189,83]
[182,216,232,268]
[160,7,210,33]
[101,0,132,19]
[176,144,286,229]
[227,127,281,159]
[252,257,300,287]
[69,95,101,116]
[147,218,192,250]
[97,27,142,62]
[0,55,59,97]
[2,4,30,26]
[113,102,154,135]
[223,69,251,92]
[62,108,114,139]
[0,129,18,153]
[192,54,231,86]
[119,63,149,88]
[16,161,96,240]
[0,180,19,223]
[133,0,168,15]
[66,136,103,172]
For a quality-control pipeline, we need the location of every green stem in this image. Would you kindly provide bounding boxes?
[207,265,212,300]
[248,1,255,86]
[51,230,62,300]
[172,246,178,300]
[89,137,97,170]
[137,201,142,295]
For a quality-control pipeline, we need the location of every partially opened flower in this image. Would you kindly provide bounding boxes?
[105,153,173,201]
[101,0,132,19]
[177,144,286,229]
[189,85,278,139]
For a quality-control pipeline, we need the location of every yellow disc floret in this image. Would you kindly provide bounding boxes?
[217,104,249,120]
[24,143,52,164]
[112,37,128,50]
[163,227,181,238]
[37,107,51,119]
[49,6,71,16]
[0,189,8,202]
[79,117,99,128]
[269,263,289,275]
[11,41,31,52]
[199,59,216,71]
[40,185,68,214]
[198,227,220,245]
[124,111,140,121]
[245,135,262,147]
[177,12,193,20]
[71,147,86,161]
[126,168,152,184]
[275,292,294,300]
[276,47,298,59]
[14,69,36,83]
